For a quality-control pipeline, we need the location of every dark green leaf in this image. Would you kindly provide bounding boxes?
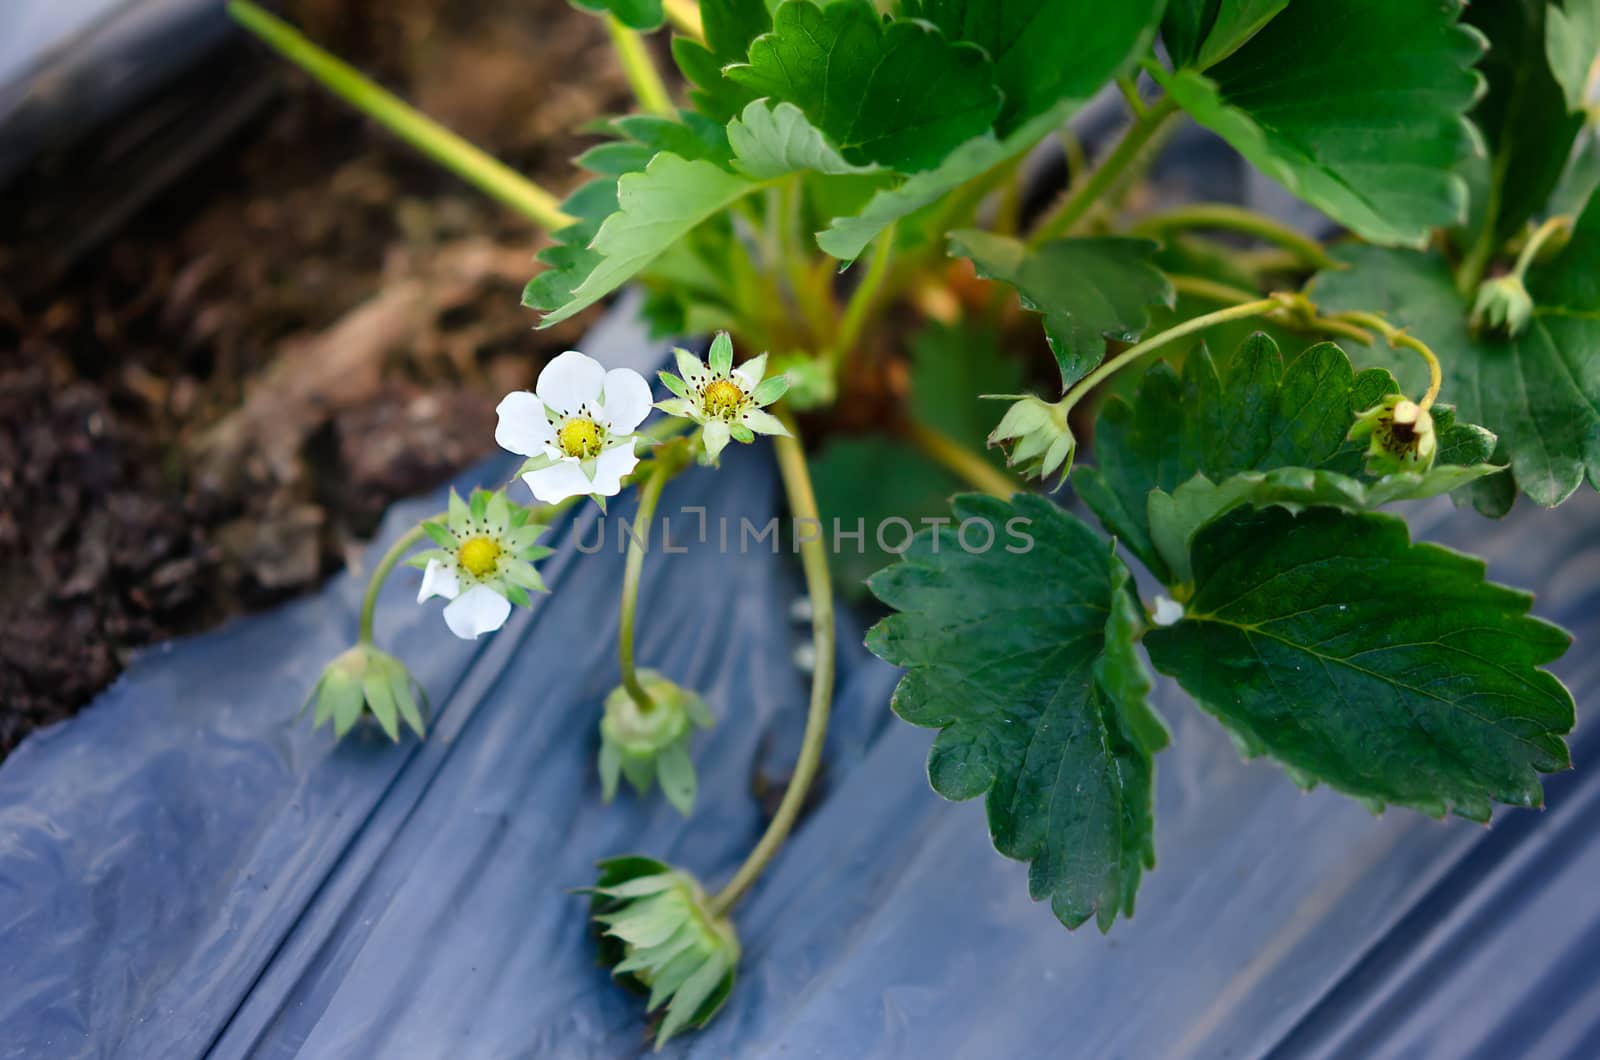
[1146,505,1574,821]
[571,0,664,31]
[1153,0,1482,246]
[1162,0,1288,69]
[671,0,775,120]
[1074,334,1385,581]
[900,0,1162,132]
[1460,0,1584,248]
[1312,192,1600,507]
[728,0,1001,172]
[949,230,1173,389]
[868,495,1166,931]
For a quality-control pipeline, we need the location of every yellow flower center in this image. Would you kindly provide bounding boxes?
[702,378,746,421]
[557,417,604,459]
[458,536,501,578]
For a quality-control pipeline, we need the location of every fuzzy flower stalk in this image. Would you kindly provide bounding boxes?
[587,857,740,1049]
[411,488,553,639]
[656,332,789,464]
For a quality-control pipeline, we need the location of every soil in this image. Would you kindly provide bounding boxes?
[0,0,643,757]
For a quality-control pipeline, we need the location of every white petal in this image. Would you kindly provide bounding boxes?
[742,408,789,436]
[589,442,640,497]
[535,350,605,416]
[494,391,556,457]
[442,584,512,639]
[732,353,768,389]
[703,420,731,462]
[418,558,461,602]
[599,368,654,435]
[1152,595,1184,626]
[523,460,600,504]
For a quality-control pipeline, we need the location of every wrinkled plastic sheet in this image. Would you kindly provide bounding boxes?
[2,303,1599,1059]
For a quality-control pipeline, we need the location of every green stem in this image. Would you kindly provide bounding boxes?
[229,1,572,231]
[358,515,445,643]
[1167,274,1375,345]
[1330,310,1443,411]
[708,417,835,916]
[1030,96,1180,246]
[618,461,672,712]
[830,222,897,376]
[604,15,674,117]
[905,420,1016,499]
[1058,297,1280,415]
[1457,150,1509,298]
[1132,203,1334,270]
[1510,214,1574,279]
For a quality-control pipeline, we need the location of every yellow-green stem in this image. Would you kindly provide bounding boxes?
[1167,275,1375,345]
[1031,96,1180,246]
[1330,310,1443,411]
[1511,214,1575,279]
[1132,203,1334,270]
[604,15,674,117]
[905,420,1016,499]
[619,461,671,712]
[359,516,443,643]
[1059,297,1281,415]
[709,416,834,916]
[228,1,572,231]
[831,222,897,376]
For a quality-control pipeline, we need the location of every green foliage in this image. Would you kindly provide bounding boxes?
[868,495,1166,931]
[1461,0,1584,247]
[1155,0,1483,246]
[902,0,1162,132]
[1162,0,1288,70]
[727,100,879,180]
[1145,505,1574,820]
[1547,0,1600,113]
[728,0,1002,172]
[1312,192,1600,507]
[950,230,1174,389]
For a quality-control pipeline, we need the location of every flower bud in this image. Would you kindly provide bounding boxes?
[987,395,1076,485]
[1470,275,1534,338]
[1349,394,1437,475]
[599,671,714,815]
[304,644,427,741]
[587,857,740,1047]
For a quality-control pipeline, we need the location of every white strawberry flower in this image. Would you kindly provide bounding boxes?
[495,350,654,504]
[409,488,552,640]
[656,332,789,463]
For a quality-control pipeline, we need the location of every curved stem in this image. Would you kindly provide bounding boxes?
[618,461,671,712]
[1167,275,1374,345]
[1132,203,1334,270]
[359,514,446,643]
[1457,151,1509,298]
[604,15,674,117]
[904,420,1016,499]
[228,1,573,232]
[1511,214,1574,279]
[1329,310,1443,411]
[708,416,834,916]
[830,222,897,377]
[1030,96,1180,246]
[1058,298,1280,415]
